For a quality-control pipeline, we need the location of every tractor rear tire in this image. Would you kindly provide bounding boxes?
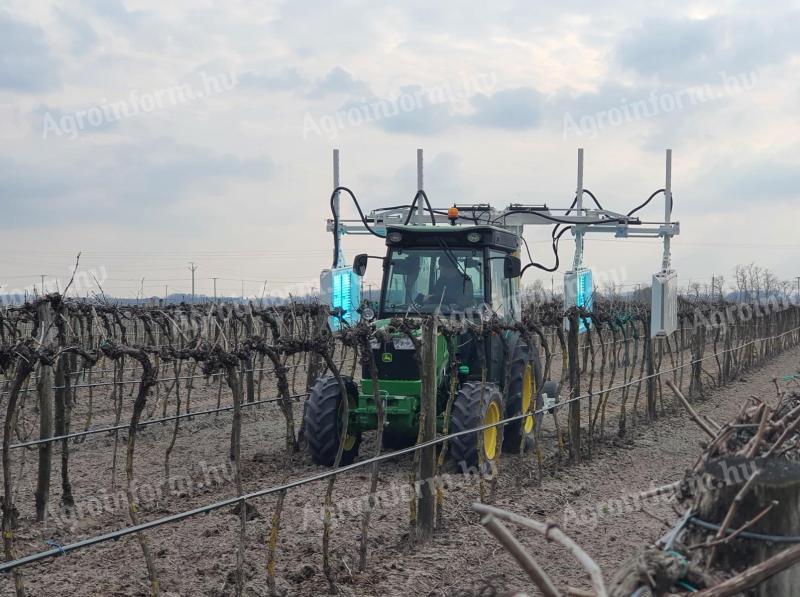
[449,382,504,470]
[503,342,543,452]
[304,376,361,467]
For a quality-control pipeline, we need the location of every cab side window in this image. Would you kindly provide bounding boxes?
[489,250,513,319]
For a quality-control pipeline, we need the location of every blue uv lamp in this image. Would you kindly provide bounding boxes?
[564,267,593,333]
[320,266,361,331]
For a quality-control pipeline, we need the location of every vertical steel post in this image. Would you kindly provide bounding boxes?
[573,148,584,270]
[416,148,424,224]
[662,148,672,272]
[333,149,343,267]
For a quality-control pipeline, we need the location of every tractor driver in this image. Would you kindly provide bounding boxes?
[426,256,474,309]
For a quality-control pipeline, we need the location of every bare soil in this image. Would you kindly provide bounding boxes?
[3,346,799,596]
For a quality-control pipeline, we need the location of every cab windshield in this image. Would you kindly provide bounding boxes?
[381,248,484,314]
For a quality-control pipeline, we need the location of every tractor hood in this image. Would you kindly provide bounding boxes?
[371,318,421,337]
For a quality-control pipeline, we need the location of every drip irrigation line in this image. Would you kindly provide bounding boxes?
[0,364,304,396]
[2,323,799,572]
[9,392,310,449]
[688,517,800,543]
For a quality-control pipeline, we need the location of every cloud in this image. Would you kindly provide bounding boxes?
[0,139,273,229]
[306,66,370,99]
[0,14,61,93]
[719,159,800,201]
[615,15,800,84]
[81,0,145,30]
[240,68,307,92]
[56,7,98,54]
[467,87,542,130]
[368,85,455,135]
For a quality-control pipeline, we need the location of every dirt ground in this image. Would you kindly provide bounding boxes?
[3,345,799,596]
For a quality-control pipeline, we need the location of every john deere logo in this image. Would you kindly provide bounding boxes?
[382,353,393,363]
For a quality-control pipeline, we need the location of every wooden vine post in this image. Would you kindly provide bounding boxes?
[417,316,438,540]
[691,457,800,596]
[567,311,581,463]
[645,316,657,421]
[34,301,55,522]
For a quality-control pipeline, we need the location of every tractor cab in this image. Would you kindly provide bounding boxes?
[357,225,522,322]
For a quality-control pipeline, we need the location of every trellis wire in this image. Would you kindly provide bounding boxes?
[3,322,798,573]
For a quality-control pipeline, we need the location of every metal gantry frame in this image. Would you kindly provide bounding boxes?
[327,147,678,244]
[324,147,680,335]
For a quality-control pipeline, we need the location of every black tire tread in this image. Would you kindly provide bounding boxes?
[305,376,360,466]
[503,341,543,451]
[449,381,503,468]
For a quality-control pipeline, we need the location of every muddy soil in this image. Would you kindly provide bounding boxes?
[2,346,798,596]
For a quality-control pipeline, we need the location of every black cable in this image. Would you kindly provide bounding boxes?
[330,186,385,268]
[519,234,534,265]
[403,190,438,226]
[495,207,630,228]
[551,194,579,242]
[513,190,606,276]
[627,188,671,218]
[688,517,800,544]
[520,226,572,275]
[582,188,603,210]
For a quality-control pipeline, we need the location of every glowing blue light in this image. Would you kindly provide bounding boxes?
[321,267,362,331]
[564,268,593,334]
[575,269,592,333]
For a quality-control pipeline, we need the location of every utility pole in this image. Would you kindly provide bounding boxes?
[795,277,800,301]
[259,280,268,305]
[241,280,245,303]
[40,274,46,295]
[188,262,198,303]
[165,285,168,302]
[212,277,218,301]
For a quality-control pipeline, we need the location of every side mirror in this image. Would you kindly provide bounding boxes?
[504,255,521,279]
[353,253,368,277]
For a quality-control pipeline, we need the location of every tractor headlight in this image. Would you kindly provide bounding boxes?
[361,307,375,321]
[388,231,403,243]
[392,337,415,350]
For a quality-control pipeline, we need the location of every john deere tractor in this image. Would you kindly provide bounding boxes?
[305,222,558,468]
[306,149,680,469]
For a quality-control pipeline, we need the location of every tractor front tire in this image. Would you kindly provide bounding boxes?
[503,342,543,452]
[449,382,504,469]
[305,376,361,467]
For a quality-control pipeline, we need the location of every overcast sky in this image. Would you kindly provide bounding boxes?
[1,0,798,299]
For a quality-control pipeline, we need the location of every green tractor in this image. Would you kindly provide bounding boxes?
[305,223,559,469]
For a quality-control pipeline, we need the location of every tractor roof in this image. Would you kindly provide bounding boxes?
[384,224,519,252]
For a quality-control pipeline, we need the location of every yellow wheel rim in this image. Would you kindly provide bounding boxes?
[343,434,356,451]
[522,364,534,433]
[338,397,356,452]
[483,401,500,460]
